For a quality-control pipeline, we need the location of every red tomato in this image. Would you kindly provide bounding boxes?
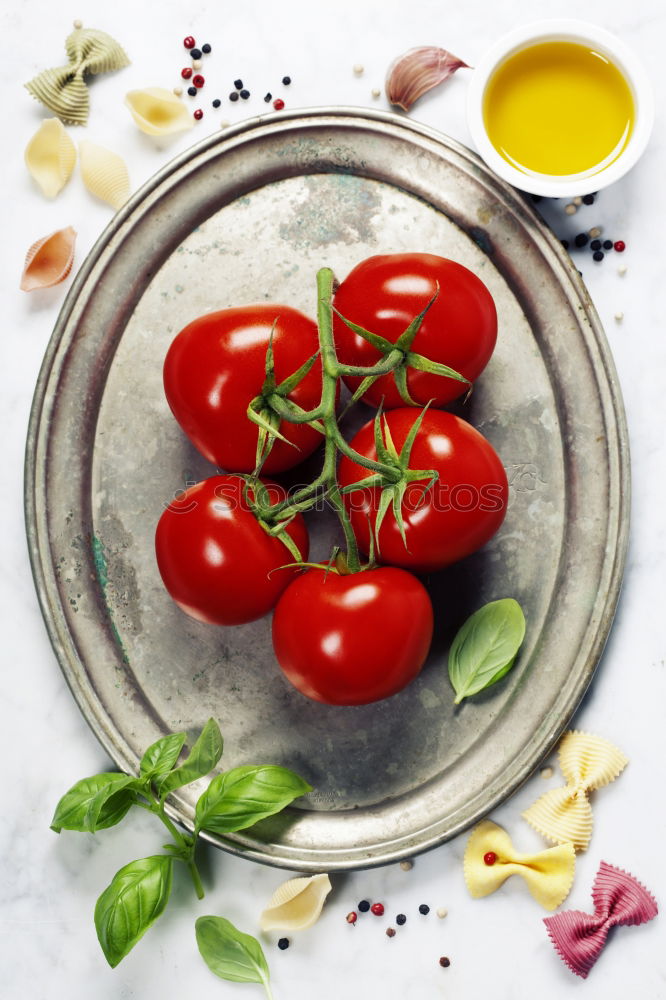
[272,567,433,705]
[155,475,308,625]
[163,304,325,474]
[338,409,508,573]
[333,253,497,407]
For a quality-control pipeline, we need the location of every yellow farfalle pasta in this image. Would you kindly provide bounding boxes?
[25,118,76,198]
[522,730,628,851]
[79,140,130,210]
[25,27,130,125]
[464,820,575,911]
[20,226,77,291]
[125,88,194,136]
[260,874,332,931]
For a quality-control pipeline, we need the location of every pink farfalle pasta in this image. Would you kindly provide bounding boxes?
[544,861,658,978]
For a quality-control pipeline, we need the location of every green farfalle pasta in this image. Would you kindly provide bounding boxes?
[25,27,130,125]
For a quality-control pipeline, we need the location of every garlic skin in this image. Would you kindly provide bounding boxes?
[386,47,470,112]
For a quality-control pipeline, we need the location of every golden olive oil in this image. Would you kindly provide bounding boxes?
[483,41,634,176]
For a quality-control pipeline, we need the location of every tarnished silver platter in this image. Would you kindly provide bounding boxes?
[25,109,629,870]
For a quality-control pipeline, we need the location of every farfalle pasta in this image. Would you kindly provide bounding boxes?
[24,119,76,198]
[25,26,129,125]
[20,226,77,291]
[125,88,194,136]
[464,820,575,910]
[79,141,130,210]
[523,730,628,850]
[259,874,332,931]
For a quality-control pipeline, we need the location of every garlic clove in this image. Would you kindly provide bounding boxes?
[386,46,470,112]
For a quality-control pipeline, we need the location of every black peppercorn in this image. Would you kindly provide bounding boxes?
[592,251,605,262]
[439,956,451,968]
[277,938,290,950]
[212,98,221,108]
[202,43,212,54]
[582,193,596,205]
[264,92,272,102]
[229,91,239,102]
[240,89,250,99]
[358,899,370,912]
[282,75,292,85]
[561,239,570,250]
[418,904,430,915]
[590,239,602,251]
[396,913,407,925]
[603,239,613,250]
[574,233,589,248]
[234,78,243,89]
[187,86,197,96]
[190,48,202,60]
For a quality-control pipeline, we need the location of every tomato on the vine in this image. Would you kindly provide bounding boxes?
[338,409,508,573]
[163,304,326,474]
[332,253,497,407]
[272,567,433,705]
[155,475,308,625]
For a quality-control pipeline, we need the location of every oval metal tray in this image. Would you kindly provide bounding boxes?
[25,108,629,871]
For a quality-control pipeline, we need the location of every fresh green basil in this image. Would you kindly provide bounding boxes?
[196,916,273,999]
[448,598,526,704]
[139,731,187,778]
[194,764,312,835]
[156,718,223,796]
[50,773,138,833]
[95,855,173,968]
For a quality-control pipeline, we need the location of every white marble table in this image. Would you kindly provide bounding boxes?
[2,1,665,997]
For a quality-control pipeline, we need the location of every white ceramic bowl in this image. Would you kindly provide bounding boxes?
[466,19,654,197]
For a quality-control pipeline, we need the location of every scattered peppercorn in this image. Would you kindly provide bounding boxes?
[183,36,196,49]
[573,196,582,206]
[437,907,448,919]
[181,67,193,79]
[193,74,205,88]
[582,193,596,205]
[358,900,370,912]
[439,957,451,968]
[273,98,285,110]
[190,48,202,60]
[530,194,542,203]
[386,927,396,938]
[173,86,183,97]
[371,87,381,98]
[240,89,250,99]
[590,239,602,251]
[346,911,358,924]
[371,903,385,916]
[202,43,212,54]
[564,204,577,215]
[400,860,414,871]
[603,239,613,250]
[618,264,627,275]
[187,86,197,96]
[574,233,589,248]
[353,63,364,75]
[282,75,292,85]
[614,240,626,252]
[277,938,290,950]
[229,91,239,102]
[541,766,554,779]
[212,98,221,108]
[593,251,604,262]
[193,109,203,120]
[561,240,569,250]
[396,913,407,925]
[483,851,497,866]
[264,92,272,102]
[192,59,203,71]
[418,904,430,915]
[234,78,243,89]
[589,226,602,238]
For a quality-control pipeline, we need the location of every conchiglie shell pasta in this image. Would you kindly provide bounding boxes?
[20,226,77,291]
[125,87,194,136]
[260,874,332,931]
[25,119,76,198]
[79,140,130,210]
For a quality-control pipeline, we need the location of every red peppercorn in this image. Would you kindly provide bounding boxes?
[273,98,285,110]
[483,851,497,866]
[181,67,193,79]
[614,240,626,252]
[183,36,196,49]
[193,109,203,120]
[193,74,205,88]
[371,902,384,916]
[346,911,357,924]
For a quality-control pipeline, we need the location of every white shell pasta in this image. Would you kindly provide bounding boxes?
[25,119,76,198]
[20,226,77,291]
[125,87,194,136]
[79,140,130,210]
[259,874,332,931]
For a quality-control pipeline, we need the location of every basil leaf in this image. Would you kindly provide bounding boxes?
[51,774,137,833]
[95,855,173,968]
[196,915,272,997]
[448,598,526,704]
[156,718,223,796]
[139,731,187,778]
[195,765,312,835]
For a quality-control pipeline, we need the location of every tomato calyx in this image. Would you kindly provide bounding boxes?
[333,285,472,408]
[340,404,438,555]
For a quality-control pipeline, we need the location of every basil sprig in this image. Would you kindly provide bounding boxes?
[196,916,274,1000]
[448,598,526,703]
[51,718,312,971]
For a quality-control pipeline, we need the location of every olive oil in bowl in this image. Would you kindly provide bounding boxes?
[482,41,635,178]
